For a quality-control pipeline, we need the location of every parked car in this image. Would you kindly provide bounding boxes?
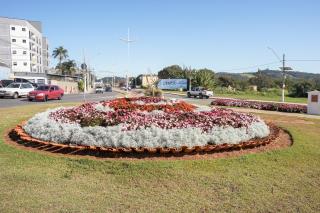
[95,86,104,93]
[14,78,38,88]
[121,86,131,91]
[0,79,14,87]
[0,83,34,99]
[187,87,214,99]
[27,85,64,102]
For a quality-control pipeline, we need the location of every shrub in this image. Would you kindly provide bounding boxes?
[78,80,84,92]
[144,87,163,97]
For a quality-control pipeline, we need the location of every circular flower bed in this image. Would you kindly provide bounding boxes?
[17,97,273,154]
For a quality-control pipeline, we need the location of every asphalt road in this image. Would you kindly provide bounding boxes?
[0,91,120,108]
[0,91,211,109]
[164,93,213,106]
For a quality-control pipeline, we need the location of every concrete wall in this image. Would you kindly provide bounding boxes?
[50,80,79,94]
[10,23,30,72]
[0,18,12,68]
[0,17,47,75]
[42,37,49,73]
[307,91,320,115]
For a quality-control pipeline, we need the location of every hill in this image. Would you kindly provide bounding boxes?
[217,69,320,81]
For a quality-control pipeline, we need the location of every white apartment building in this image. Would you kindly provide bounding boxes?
[0,16,49,80]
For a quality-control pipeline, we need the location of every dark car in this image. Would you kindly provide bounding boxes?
[14,78,38,88]
[105,86,112,92]
[0,79,14,87]
[27,85,64,102]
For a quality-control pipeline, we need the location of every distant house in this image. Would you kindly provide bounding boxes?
[248,85,258,91]
[136,74,158,88]
[12,70,96,94]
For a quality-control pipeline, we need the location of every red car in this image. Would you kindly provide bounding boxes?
[28,85,64,102]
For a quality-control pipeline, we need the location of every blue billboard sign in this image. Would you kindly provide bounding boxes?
[157,79,188,90]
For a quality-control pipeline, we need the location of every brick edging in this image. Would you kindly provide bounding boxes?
[10,123,280,155]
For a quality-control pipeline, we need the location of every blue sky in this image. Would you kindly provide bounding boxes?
[1,0,320,77]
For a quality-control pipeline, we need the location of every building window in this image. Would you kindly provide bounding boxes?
[24,62,27,66]
[11,27,15,30]
[22,27,26,31]
[23,51,27,55]
[22,39,26,43]
[12,50,17,54]
[311,95,318,103]
[13,62,17,66]
[12,39,16,42]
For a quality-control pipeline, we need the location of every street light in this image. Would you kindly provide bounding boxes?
[120,28,136,92]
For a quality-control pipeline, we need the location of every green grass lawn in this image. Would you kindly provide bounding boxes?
[164,90,307,104]
[0,103,319,212]
[213,92,307,103]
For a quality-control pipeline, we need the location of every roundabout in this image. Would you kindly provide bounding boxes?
[8,97,291,159]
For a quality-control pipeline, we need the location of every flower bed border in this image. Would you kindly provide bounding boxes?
[211,98,307,113]
[9,122,280,156]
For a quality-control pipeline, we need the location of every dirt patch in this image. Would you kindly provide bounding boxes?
[4,124,292,161]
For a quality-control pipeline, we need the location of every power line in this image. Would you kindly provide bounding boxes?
[267,47,281,62]
[287,59,320,62]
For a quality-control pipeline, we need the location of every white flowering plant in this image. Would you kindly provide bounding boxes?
[23,97,270,148]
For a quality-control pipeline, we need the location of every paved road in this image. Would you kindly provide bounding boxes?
[164,93,212,105]
[0,92,120,108]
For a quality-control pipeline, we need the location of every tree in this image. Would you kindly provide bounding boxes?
[119,80,126,88]
[58,60,77,76]
[234,79,249,91]
[193,68,215,89]
[312,78,320,90]
[78,80,84,92]
[217,76,235,88]
[52,46,68,72]
[158,65,185,79]
[289,81,313,97]
[249,71,275,91]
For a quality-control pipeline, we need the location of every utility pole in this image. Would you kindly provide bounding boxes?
[120,28,136,93]
[188,66,192,91]
[81,49,87,102]
[281,54,286,102]
[267,47,292,103]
